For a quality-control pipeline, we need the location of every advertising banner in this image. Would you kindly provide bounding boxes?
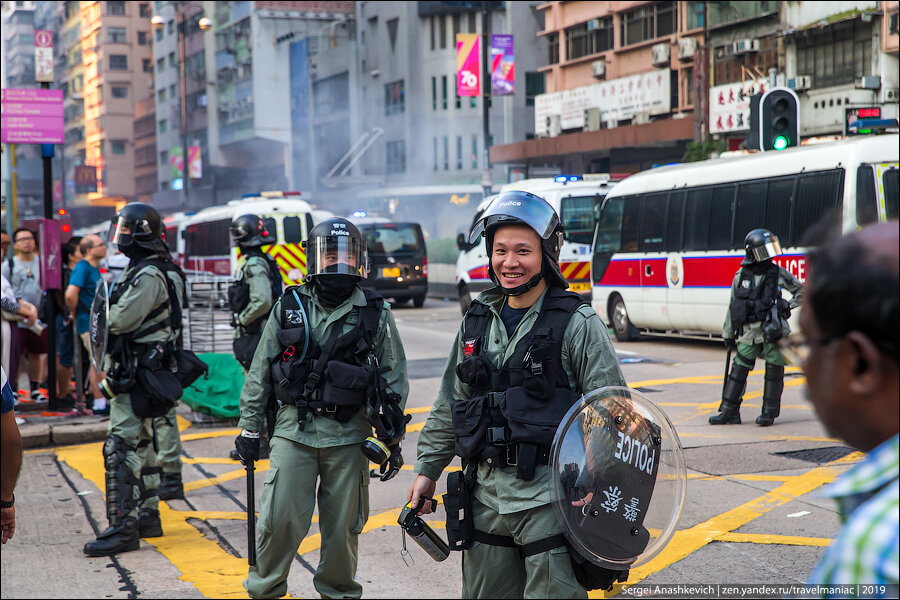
[34,30,54,83]
[171,146,202,179]
[491,34,514,95]
[709,78,767,134]
[456,33,480,97]
[74,165,98,194]
[0,88,64,144]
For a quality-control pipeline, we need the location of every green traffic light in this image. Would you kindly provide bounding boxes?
[773,135,789,150]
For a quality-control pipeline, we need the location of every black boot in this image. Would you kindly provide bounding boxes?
[710,362,751,425]
[157,472,184,501]
[83,517,140,557]
[756,363,784,426]
[136,508,163,538]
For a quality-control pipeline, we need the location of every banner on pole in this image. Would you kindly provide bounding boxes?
[491,34,514,95]
[456,34,480,97]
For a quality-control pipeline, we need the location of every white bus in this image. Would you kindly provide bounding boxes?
[181,191,318,285]
[455,175,617,312]
[591,134,899,341]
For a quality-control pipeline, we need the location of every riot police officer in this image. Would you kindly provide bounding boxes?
[407,191,627,598]
[234,217,409,599]
[84,203,187,556]
[227,214,282,461]
[710,228,803,427]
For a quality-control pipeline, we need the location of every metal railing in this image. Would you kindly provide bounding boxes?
[183,271,234,354]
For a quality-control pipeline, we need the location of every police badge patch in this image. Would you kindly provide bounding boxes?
[285,309,305,326]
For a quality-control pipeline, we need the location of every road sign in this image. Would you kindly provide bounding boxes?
[35,29,54,83]
[0,88,64,144]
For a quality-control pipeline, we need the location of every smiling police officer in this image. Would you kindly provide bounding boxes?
[235,217,409,599]
[407,191,627,598]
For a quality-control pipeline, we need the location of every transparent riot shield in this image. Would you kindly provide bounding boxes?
[89,278,109,370]
[550,386,686,570]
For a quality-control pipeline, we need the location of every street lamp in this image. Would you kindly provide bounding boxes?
[151,3,211,210]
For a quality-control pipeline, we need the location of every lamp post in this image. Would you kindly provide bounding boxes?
[151,3,211,210]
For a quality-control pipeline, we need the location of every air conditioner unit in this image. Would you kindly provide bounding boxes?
[587,19,601,31]
[856,75,881,90]
[678,38,697,60]
[584,108,601,131]
[651,43,670,67]
[632,113,650,125]
[787,75,811,91]
[731,39,759,55]
[591,60,606,79]
[547,115,561,137]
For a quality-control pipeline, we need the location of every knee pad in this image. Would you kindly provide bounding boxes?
[103,434,135,470]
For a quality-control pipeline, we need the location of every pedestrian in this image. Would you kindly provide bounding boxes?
[53,236,83,412]
[234,217,409,599]
[0,231,10,260]
[1,366,23,544]
[226,214,282,461]
[1,228,49,404]
[407,191,627,598]
[710,228,803,426]
[83,203,187,557]
[66,235,107,414]
[787,221,898,593]
[1,272,38,404]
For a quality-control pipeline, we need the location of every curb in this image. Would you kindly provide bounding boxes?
[19,417,110,449]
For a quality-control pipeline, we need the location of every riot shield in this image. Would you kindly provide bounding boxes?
[90,278,110,371]
[550,387,686,570]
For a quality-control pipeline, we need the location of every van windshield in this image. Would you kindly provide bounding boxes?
[364,224,422,254]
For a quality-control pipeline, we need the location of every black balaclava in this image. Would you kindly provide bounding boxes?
[314,274,357,307]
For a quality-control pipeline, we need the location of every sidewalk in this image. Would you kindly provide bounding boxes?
[17,411,111,449]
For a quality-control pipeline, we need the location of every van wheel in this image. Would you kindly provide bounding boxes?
[610,294,639,342]
[413,294,426,308]
[459,283,472,315]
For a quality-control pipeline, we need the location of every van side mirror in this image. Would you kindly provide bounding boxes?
[456,232,467,251]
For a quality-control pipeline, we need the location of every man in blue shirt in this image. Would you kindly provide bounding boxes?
[66,235,107,414]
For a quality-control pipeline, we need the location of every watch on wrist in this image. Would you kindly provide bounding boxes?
[0,495,14,508]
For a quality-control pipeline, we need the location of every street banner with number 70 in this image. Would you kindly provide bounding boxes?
[457,34,480,97]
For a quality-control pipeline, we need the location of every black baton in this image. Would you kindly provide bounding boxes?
[245,459,256,566]
[722,346,733,398]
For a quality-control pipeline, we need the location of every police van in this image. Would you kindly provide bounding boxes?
[455,175,616,313]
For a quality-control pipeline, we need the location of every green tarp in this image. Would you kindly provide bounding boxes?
[181,353,244,419]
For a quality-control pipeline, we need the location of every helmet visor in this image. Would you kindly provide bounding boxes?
[750,237,782,262]
[469,191,560,244]
[109,216,131,246]
[306,236,368,279]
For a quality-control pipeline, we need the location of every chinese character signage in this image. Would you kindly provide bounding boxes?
[491,35,514,95]
[34,30,54,83]
[456,34,480,97]
[1,89,64,144]
[709,78,767,134]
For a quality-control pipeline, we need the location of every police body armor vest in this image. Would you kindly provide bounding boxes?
[228,249,283,334]
[729,261,782,332]
[271,287,407,441]
[452,287,584,480]
[108,256,186,349]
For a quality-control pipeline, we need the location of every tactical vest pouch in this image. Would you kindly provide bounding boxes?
[174,347,208,388]
[131,367,183,418]
[503,386,579,446]
[451,394,491,459]
[227,280,250,315]
[233,330,263,370]
[455,355,493,391]
[271,360,298,405]
[443,470,475,551]
[321,361,374,421]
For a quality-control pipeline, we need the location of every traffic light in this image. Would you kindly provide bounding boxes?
[759,87,799,151]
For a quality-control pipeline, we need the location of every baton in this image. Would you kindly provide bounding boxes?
[245,459,256,566]
[722,345,733,399]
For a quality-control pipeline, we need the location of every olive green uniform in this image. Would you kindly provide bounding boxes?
[415,287,626,599]
[233,254,275,345]
[239,283,408,599]
[152,267,186,478]
[723,266,803,367]
[106,261,180,519]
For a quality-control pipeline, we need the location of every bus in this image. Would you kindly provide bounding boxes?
[591,134,899,341]
[182,191,317,285]
[455,174,617,313]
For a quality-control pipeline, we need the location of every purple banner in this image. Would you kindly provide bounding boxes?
[491,34,515,96]
[0,88,64,144]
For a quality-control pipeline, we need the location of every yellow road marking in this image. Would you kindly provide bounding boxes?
[715,532,831,547]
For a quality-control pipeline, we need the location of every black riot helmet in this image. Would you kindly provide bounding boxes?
[469,190,567,294]
[230,213,275,248]
[109,202,168,254]
[742,228,782,265]
[303,217,368,280]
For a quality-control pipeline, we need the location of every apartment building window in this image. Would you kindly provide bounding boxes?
[111,140,126,155]
[443,136,449,170]
[708,2,776,29]
[170,84,176,99]
[138,31,148,45]
[385,80,405,115]
[167,20,174,36]
[160,150,168,165]
[441,75,448,110]
[456,136,462,170]
[714,36,777,85]
[547,33,559,64]
[686,2,705,30]
[111,85,128,98]
[159,119,167,134]
[565,18,613,60]
[468,12,476,34]
[430,16,435,51]
[386,141,406,173]
[525,72,544,107]
[168,52,176,68]
[684,67,694,106]
[796,22,872,89]
[453,13,460,37]
[140,3,151,18]
[432,77,437,110]
[439,15,447,49]
[143,58,152,72]
[620,1,676,47]
[109,54,128,70]
[158,88,166,103]
[433,138,438,171]
[156,27,163,42]
[455,89,462,109]
[107,1,125,16]
[157,57,165,72]
[108,27,127,43]
[472,135,478,169]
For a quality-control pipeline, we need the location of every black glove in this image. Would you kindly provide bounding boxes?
[379,445,403,482]
[724,338,736,352]
[234,431,260,464]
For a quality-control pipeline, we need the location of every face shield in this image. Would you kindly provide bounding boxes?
[750,237,782,262]
[469,191,560,244]
[306,235,368,279]
[109,217,132,247]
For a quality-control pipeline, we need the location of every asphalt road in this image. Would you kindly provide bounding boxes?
[1,297,857,599]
